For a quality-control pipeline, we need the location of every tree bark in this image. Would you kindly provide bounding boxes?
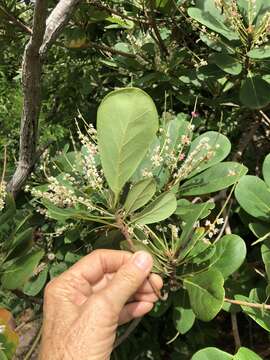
[7,0,47,195]
[7,0,81,195]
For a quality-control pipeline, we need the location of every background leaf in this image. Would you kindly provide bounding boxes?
[1,250,44,290]
[187,131,231,177]
[239,75,270,109]
[180,162,247,196]
[235,175,270,221]
[212,235,246,278]
[184,268,225,321]
[262,153,270,188]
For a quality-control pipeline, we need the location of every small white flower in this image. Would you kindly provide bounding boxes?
[0,325,5,334]
[217,218,224,225]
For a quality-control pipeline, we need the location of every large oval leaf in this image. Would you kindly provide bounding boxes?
[184,268,225,321]
[235,175,270,221]
[235,290,270,332]
[248,46,270,59]
[187,131,231,177]
[211,53,242,75]
[187,7,238,41]
[262,153,270,188]
[261,239,270,281]
[239,75,270,109]
[131,192,177,225]
[180,162,247,196]
[124,178,156,214]
[23,266,48,296]
[212,235,246,278]
[1,249,44,290]
[234,347,262,360]
[97,88,159,198]
[192,347,232,360]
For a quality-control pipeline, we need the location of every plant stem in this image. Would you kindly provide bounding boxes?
[231,313,241,351]
[23,325,42,360]
[1,145,7,185]
[224,297,270,310]
[113,318,142,349]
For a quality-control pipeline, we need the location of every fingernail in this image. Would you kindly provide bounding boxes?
[132,251,152,270]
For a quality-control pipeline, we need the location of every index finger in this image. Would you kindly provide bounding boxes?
[66,249,133,285]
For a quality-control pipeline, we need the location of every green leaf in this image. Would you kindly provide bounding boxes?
[211,53,242,75]
[173,289,195,334]
[8,228,33,258]
[248,46,270,59]
[192,347,232,360]
[1,250,44,290]
[176,202,209,250]
[173,305,195,335]
[124,178,156,214]
[187,7,238,41]
[131,192,177,225]
[240,75,270,109]
[235,175,270,221]
[0,351,8,360]
[0,193,16,225]
[263,153,270,188]
[249,222,270,243]
[180,162,247,196]
[175,199,215,220]
[235,289,270,332]
[23,266,48,296]
[187,131,231,177]
[234,347,263,360]
[97,87,159,198]
[212,235,246,278]
[184,268,225,321]
[261,239,270,281]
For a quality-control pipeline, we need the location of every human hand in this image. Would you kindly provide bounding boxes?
[39,249,163,360]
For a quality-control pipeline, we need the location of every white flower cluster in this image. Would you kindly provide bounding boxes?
[0,325,5,334]
[205,217,224,239]
[0,181,6,212]
[172,138,214,184]
[32,176,78,208]
[78,126,104,191]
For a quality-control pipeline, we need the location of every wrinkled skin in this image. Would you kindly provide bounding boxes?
[39,250,163,360]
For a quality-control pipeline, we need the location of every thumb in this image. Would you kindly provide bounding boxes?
[103,251,153,312]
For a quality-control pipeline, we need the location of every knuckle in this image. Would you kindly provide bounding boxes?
[44,278,58,298]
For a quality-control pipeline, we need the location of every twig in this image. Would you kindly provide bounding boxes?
[7,0,47,196]
[15,315,42,332]
[231,313,241,351]
[40,0,81,57]
[147,0,169,57]
[79,41,137,59]
[12,290,43,305]
[260,110,270,127]
[215,200,232,242]
[1,145,7,185]
[113,318,142,349]
[0,5,32,35]
[8,0,82,195]
[91,0,149,25]
[23,325,42,360]
[224,297,270,310]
